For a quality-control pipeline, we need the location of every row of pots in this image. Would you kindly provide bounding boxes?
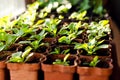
[0,53,113,80]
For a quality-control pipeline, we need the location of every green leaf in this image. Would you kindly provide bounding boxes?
[24,52,34,62]
[8,52,24,63]
[77,30,84,36]
[58,36,71,44]
[99,20,109,26]
[52,54,70,66]
[89,56,100,67]
[19,41,31,44]
[96,40,104,46]
[74,43,88,50]
[0,32,6,41]
[88,38,96,46]
[31,40,39,50]
[69,0,79,5]
[0,43,6,51]
[63,53,70,62]
[95,44,109,51]
[79,0,90,12]
[58,29,69,35]
[92,0,103,15]
[50,47,60,54]
[61,49,70,54]
[69,11,87,20]
[22,47,32,59]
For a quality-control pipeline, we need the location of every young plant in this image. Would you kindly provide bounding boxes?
[50,47,70,54]
[78,0,106,16]
[69,11,88,21]
[0,15,17,31]
[89,56,100,67]
[58,22,84,44]
[57,3,72,14]
[58,33,77,44]
[87,20,111,40]
[13,26,37,38]
[18,30,48,52]
[8,46,33,63]
[42,18,61,37]
[16,1,39,27]
[82,56,100,67]
[74,38,109,55]
[59,22,84,36]
[53,53,70,66]
[0,31,18,51]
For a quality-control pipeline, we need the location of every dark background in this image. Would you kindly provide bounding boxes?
[109,0,120,29]
[108,0,120,80]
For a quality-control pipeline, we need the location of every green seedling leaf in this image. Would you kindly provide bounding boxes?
[99,20,109,26]
[79,0,90,12]
[61,49,70,54]
[63,53,70,62]
[53,54,70,66]
[89,56,100,67]
[22,46,32,59]
[24,52,34,62]
[8,52,24,63]
[50,47,60,54]
[58,36,71,44]
[94,44,109,52]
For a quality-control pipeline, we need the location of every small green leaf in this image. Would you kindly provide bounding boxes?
[63,53,70,62]
[8,52,24,63]
[58,29,69,35]
[95,44,109,51]
[22,47,32,59]
[99,20,109,26]
[24,52,34,62]
[61,49,70,54]
[89,56,100,67]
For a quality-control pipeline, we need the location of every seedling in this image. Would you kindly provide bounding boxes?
[87,20,111,40]
[16,1,39,27]
[74,38,109,55]
[8,46,33,63]
[19,30,48,51]
[0,31,18,51]
[53,53,70,66]
[42,18,61,37]
[69,11,88,21]
[82,56,100,67]
[58,22,84,44]
[50,47,70,54]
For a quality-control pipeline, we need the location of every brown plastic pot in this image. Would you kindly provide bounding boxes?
[7,53,46,80]
[42,54,77,80]
[77,66,113,80]
[7,63,40,80]
[77,56,113,80]
[0,51,13,80]
[0,61,6,80]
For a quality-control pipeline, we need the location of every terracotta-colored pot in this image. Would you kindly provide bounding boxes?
[7,63,40,80]
[0,51,13,80]
[77,66,113,80]
[7,53,46,80]
[0,61,6,80]
[77,56,113,80]
[42,54,77,80]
